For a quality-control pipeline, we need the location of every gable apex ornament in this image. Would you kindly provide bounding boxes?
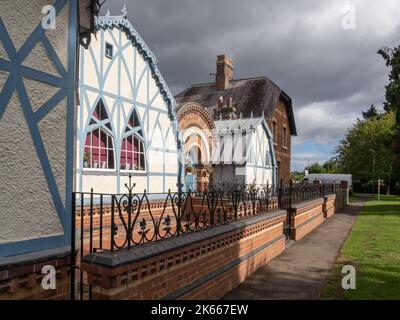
[122,4,128,18]
[94,16,178,126]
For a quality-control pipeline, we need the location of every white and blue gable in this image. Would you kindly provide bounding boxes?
[212,117,277,186]
[77,15,181,194]
[95,15,177,121]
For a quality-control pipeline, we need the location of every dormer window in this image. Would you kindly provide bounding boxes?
[105,42,113,59]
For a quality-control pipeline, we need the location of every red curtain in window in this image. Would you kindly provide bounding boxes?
[121,135,140,170]
[84,128,114,169]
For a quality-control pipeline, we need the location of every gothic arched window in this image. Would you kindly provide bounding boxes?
[83,100,115,170]
[120,109,146,171]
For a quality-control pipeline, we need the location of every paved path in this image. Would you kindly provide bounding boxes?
[223,201,365,300]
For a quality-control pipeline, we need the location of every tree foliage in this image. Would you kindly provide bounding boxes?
[362,105,380,120]
[378,46,400,116]
[334,112,397,190]
[304,159,341,175]
[290,171,305,182]
[378,46,400,172]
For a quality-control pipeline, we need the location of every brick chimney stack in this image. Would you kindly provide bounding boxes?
[215,54,233,91]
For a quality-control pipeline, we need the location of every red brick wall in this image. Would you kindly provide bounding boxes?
[0,249,71,300]
[81,211,287,300]
[180,237,285,300]
[268,98,292,183]
[290,199,324,241]
[323,195,336,218]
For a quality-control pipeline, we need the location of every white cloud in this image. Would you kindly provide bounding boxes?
[292,99,359,146]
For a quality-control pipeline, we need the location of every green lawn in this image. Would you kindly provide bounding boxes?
[348,194,359,203]
[321,195,400,300]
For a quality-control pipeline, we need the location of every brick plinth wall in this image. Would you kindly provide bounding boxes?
[290,198,324,241]
[81,210,287,300]
[0,247,71,300]
[334,184,349,211]
[323,194,336,218]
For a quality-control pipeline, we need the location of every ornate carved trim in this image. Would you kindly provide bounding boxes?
[177,102,216,130]
[95,16,178,124]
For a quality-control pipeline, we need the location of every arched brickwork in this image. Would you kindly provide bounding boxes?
[177,102,216,131]
[177,102,216,162]
[177,102,216,191]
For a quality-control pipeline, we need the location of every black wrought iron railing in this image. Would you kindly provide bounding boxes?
[277,181,336,237]
[73,179,337,253]
[278,181,336,210]
[73,181,279,253]
[70,177,337,299]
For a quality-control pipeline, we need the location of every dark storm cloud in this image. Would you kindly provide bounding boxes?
[101,0,400,167]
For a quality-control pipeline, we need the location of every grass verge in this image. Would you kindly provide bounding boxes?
[321,195,400,300]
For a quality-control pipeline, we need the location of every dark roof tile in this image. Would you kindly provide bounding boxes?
[175,77,297,135]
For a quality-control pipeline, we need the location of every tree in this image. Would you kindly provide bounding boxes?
[290,171,305,182]
[306,162,324,174]
[322,158,341,173]
[378,46,400,116]
[362,105,380,120]
[335,112,397,193]
[378,46,400,172]
[304,159,341,175]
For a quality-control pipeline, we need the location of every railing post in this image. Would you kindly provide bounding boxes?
[70,192,76,301]
[89,189,94,254]
[177,183,184,236]
[111,195,115,252]
[79,193,84,300]
[127,191,132,250]
[88,190,93,300]
[125,174,136,249]
[99,194,103,250]
[210,188,215,226]
[233,188,239,221]
[287,180,293,239]
[251,187,256,216]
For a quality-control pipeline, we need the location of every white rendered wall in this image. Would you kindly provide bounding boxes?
[212,122,274,186]
[246,124,273,185]
[0,0,70,244]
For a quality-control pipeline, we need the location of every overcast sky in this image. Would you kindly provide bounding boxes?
[102,0,400,171]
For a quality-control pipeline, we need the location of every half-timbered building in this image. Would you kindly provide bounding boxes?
[76,13,181,194]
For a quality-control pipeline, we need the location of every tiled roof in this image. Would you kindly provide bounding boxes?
[175,76,297,136]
